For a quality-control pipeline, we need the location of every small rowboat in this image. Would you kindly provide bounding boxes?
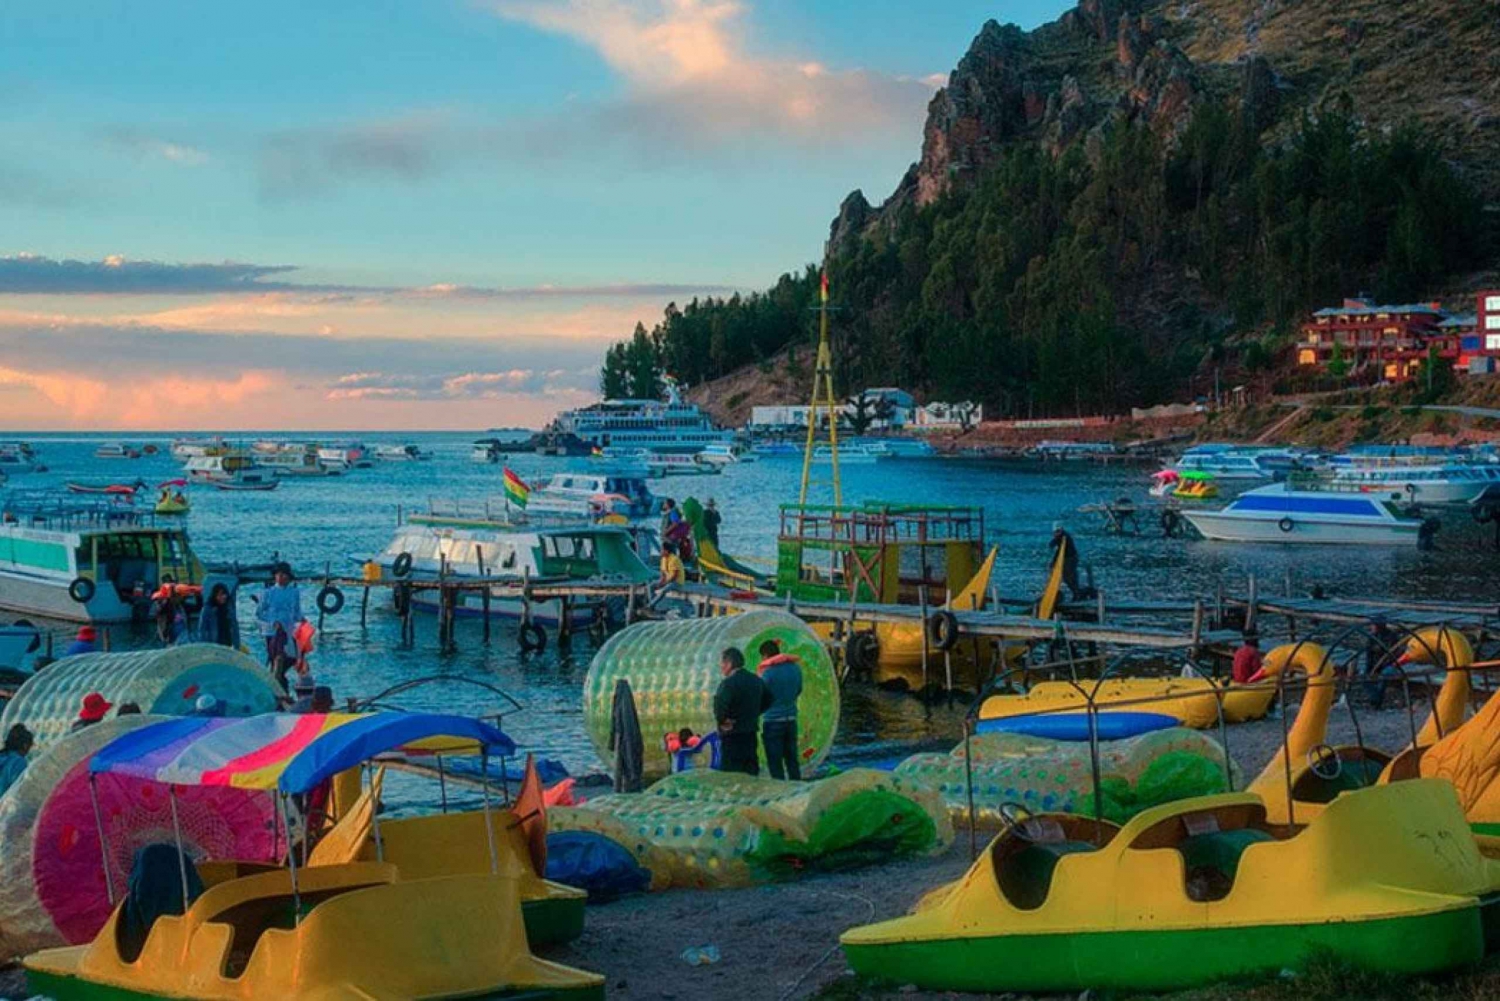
[65,481,143,496]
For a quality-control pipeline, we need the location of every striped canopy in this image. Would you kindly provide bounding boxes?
[89,712,515,795]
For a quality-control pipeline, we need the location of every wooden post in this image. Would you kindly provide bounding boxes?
[1190,599,1204,660]
[625,585,637,625]
[102,627,111,652]
[1246,573,1259,635]
[919,585,930,693]
[1096,589,1105,624]
[481,586,492,641]
[558,597,571,647]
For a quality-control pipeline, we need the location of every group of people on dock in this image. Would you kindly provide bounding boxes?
[713,639,803,780]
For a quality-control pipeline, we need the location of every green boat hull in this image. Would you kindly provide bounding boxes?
[25,968,604,1001]
[843,906,1485,993]
[523,895,587,948]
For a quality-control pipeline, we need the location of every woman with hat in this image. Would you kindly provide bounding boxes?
[63,626,98,657]
[71,692,112,733]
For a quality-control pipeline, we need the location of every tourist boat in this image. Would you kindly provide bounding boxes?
[840,780,1500,993]
[751,441,802,458]
[24,711,604,1001]
[213,470,279,492]
[647,452,720,477]
[470,439,502,464]
[0,493,204,623]
[1029,441,1117,461]
[0,443,42,474]
[183,454,260,484]
[370,523,655,622]
[317,442,371,471]
[810,443,883,464]
[697,443,756,465]
[255,448,337,477]
[94,444,142,460]
[372,443,432,462]
[1181,481,1437,546]
[169,437,228,461]
[552,377,733,454]
[1170,448,1299,481]
[851,437,936,458]
[1327,456,1500,505]
[527,472,658,520]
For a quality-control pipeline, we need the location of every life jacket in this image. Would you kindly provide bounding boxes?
[757,653,801,675]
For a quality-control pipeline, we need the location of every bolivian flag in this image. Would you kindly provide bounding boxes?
[503,467,529,509]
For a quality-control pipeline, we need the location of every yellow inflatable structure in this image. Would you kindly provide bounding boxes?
[980,674,1276,731]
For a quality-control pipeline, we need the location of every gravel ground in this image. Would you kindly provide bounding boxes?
[0,706,1435,1001]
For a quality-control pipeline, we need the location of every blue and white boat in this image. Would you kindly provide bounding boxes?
[1181,482,1435,546]
[1170,447,1302,481]
[1327,456,1500,505]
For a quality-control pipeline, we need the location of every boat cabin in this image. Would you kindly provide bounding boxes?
[776,503,986,604]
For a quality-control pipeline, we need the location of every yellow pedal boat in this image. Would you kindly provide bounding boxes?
[980,673,1276,729]
[23,711,604,1001]
[841,779,1500,993]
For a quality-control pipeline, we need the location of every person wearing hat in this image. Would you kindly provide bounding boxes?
[702,498,722,548]
[1048,522,1081,600]
[192,694,224,718]
[1232,633,1263,685]
[197,582,240,649]
[255,562,304,692]
[72,692,113,733]
[63,626,98,657]
[290,674,318,713]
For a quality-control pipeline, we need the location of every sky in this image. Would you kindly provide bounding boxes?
[0,0,1070,430]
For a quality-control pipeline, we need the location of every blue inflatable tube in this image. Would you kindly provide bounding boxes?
[975,711,1178,741]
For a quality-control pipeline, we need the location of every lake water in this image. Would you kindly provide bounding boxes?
[8,433,1499,777]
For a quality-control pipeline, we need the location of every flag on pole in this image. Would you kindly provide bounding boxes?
[820,269,829,303]
[503,467,530,509]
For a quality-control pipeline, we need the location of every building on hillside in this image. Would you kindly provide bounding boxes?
[1481,290,1500,351]
[911,401,983,430]
[747,389,959,432]
[1296,295,1494,381]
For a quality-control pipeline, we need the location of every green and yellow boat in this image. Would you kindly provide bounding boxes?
[841,779,1500,993]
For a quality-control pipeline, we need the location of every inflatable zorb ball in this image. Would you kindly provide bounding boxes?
[0,644,281,750]
[584,610,839,780]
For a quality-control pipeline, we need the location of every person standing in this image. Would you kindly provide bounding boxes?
[713,648,770,776]
[757,640,803,780]
[198,583,240,648]
[256,562,304,692]
[1049,522,1081,599]
[0,724,33,797]
[703,498,722,548]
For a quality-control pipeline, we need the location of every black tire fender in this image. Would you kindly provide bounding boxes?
[392,552,414,579]
[316,585,345,616]
[1277,517,1294,533]
[519,621,547,653]
[927,610,959,652]
[68,577,96,604]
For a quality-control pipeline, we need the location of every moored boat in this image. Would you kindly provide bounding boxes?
[213,470,279,492]
[373,443,432,462]
[94,444,142,460]
[1181,481,1436,546]
[183,454,260,484]
[646,452,720,477]
[527,472,657,520]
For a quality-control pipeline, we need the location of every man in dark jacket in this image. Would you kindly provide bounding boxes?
[713,648,769,775]
[757,640,803,780]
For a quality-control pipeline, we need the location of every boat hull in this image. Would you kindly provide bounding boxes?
[25,969,604,1000]
[844,906,1484,994]
[1182,511,1422,545]
[0,570,138,624]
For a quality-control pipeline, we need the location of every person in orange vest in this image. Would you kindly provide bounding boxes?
[757,640,804,780]
[1232,634,1263,685]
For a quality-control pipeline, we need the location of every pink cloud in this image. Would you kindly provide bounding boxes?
[0,366,280,429]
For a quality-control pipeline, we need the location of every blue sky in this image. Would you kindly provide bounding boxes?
[0,0,1071,428]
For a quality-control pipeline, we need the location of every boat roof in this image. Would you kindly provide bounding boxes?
[90,712,514,795]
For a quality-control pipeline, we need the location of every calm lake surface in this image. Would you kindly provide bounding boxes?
[9,432,1499,777]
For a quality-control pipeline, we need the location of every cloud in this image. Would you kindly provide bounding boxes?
[487,0,941,147]
[103,129,210,166]
[0,163,87,208]
[0,365,277,426]
[0,253,733,299]
[325,367,585,401]
[259,113,446,199]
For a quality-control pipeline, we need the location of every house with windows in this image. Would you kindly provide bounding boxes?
[1296,293,1500,382]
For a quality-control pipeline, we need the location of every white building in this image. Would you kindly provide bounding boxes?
[749,390,975,432]
[911,401,982,431]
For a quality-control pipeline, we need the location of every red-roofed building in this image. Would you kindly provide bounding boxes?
[1296,298,1449,381]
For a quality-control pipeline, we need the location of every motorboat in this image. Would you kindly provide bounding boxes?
[811,443,883,464]
[169,437,228,460]
[471,440,502,464]
[1181,481,1436,546]
[646,452,720,477]
[1029,441,1116,461]
[94,444,141,460]
[24,712,604,1001]
[213,469,279,492]
[852,437,935,458]
[696,443,756,465]
[0,444,41,474]
[317,442,371,471]
[0,492,204,623]
[373,443,432,462]
[751,441,801,458]
[183,454,260,484]
[256,448,337,477]
[370,523,655,622]
[1328,456,1500,505]
[1170,448,1300,481]
[527,472,657,520]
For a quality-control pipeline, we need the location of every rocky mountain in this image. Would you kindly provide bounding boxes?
[831,0,1499,256]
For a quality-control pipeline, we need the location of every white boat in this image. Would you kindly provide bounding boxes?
[0,445,40,474]
[317,442,371,470]
[94,444,141,460]
[374,443,432,462]
[1030,441,1116,461]
[1170,449,1298,481]
[183,453,260,483]
[471,440,501,464]
[552,377,733,454]
[0,493,204,622]
[852,437,935,458]
[647,452,721,477]
[1329,457,1500,505]
[169,437,228,460]
[810,444,883,464]
[369,523,654,622]
[698,443,757,465]
[527,472,658,520]
[213,469,279,491]
[1181,481,1435,546]
[751,441,801,458]
[256,448,337,477]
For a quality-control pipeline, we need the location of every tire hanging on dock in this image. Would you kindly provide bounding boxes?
[391,552,414,578]
[67,578,95,604]
[926,610,959,652]
[519,621,548,653]
[844,631,880,676]
[316,585,345,616]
